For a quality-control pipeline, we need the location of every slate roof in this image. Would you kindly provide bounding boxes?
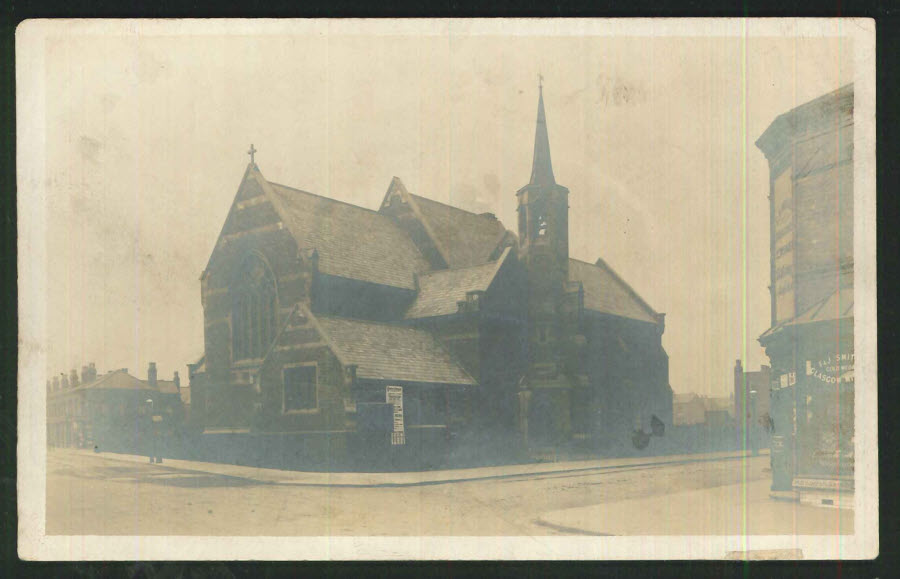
[69,370,147,392]
[569,258,659,324]
[405,247,511,319]
[314,316,475,386]
[408,193,509,269]
[760,287,853,340]
[266,180,431,290]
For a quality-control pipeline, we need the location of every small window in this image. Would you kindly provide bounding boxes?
[284,365,317,411]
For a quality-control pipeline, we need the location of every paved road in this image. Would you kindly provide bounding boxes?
[46,449,776,536]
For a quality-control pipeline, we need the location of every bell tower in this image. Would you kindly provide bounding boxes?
[516,81,578,446]
[517,81,570,275]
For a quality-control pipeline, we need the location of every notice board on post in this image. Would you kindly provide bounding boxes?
[386,385,405,445]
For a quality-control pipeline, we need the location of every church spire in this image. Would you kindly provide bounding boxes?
[529,79,556,187]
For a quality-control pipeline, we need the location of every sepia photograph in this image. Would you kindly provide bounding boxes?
[17,18,876,560]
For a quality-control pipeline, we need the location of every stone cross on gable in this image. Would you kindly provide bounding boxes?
[247,143,257,165]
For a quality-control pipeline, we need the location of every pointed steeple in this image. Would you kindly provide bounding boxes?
[529,82,556,187]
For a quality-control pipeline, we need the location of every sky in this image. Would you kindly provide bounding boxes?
[39,22,854,396]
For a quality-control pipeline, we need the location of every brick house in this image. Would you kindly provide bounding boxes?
[756,84,855,497]
[47,363,182,452]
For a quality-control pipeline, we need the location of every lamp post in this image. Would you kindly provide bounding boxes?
[146,398,162,463]
[749,390,759,456]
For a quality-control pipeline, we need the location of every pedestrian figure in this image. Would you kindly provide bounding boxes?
[632,428,650,450]
[146,398,163,464]
[650,414,665,437]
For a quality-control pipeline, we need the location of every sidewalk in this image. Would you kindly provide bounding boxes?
[537,477,853,536]
[67,447,768,488]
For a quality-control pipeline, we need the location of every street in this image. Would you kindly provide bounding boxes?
[46,449,851,536]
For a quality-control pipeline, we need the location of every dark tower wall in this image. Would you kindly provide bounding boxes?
[515,85,586,446]
[516,85,573,376]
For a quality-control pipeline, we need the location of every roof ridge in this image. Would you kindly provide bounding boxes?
[70,369,146,393]
[569,257,596,266]
[409,192,500,220]
[417,254,505,277]
[315,314,423,329]
[483,246,512,293]
[589,257,659,319]
[268,180,388,217]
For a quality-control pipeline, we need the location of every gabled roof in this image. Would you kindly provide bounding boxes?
[404,247,512,319]
[378,177,510,270]
[569,258,659,324]
[407,193,510,269]
[70,370,147,392]
[314,316,475,386]
[189,354,206,374]
[673,392,701,404]
[760,287,853,340]
[69,369,179,395]
[157,380,180,395]
[205,165,431,291]
[263,177,431,290]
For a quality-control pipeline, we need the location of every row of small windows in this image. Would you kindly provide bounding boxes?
[48,400,128,418]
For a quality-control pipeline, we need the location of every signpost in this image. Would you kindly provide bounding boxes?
[386,385,405,445]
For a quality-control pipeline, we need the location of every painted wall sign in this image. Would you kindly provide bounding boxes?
[773,170,795,323]
[386,385,405,445]
[805,353,854,385]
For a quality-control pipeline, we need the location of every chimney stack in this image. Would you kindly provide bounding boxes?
[148,362,157,389]
[80,363,97,384]
[173,371,181,390]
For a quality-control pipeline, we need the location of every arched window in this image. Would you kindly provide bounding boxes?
[530,200,549,239]
[536,213,548,237]
[231,254,278,361]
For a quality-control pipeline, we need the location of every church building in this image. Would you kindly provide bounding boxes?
[193,85,672,467]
